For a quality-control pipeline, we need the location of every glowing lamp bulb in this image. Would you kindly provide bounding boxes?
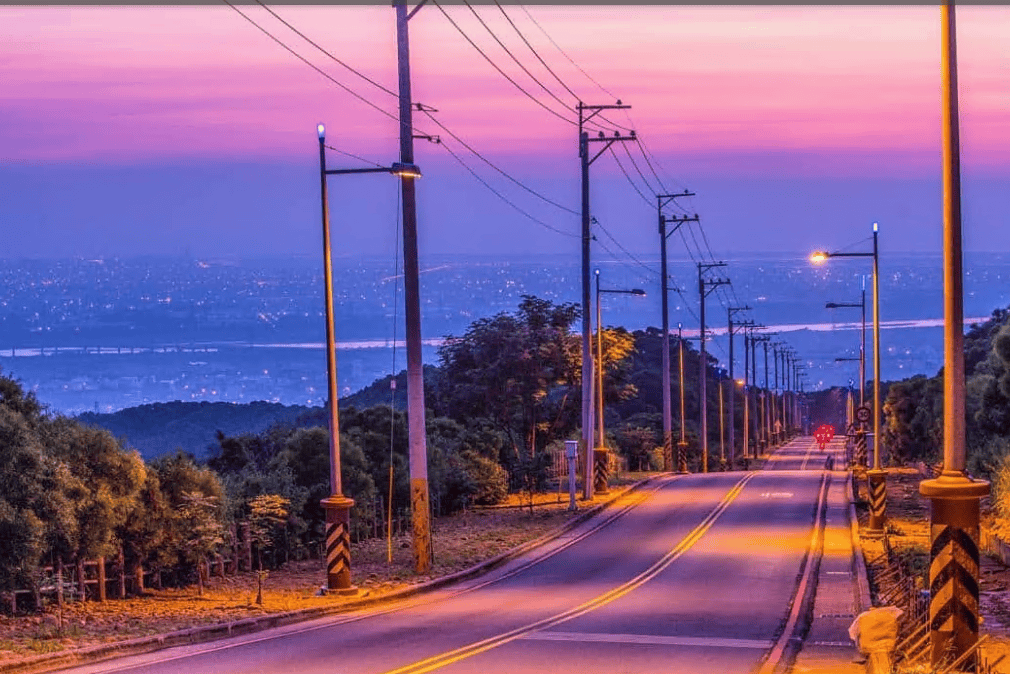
[317,123,325,140]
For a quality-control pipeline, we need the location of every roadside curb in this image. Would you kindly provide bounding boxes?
[1,475,663,674]
[849,478,873,613]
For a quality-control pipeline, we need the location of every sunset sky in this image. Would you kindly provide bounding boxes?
[3,5,1009,260]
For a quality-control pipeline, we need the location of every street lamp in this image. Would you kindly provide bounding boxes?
[811,221,885,532]
[317,123,420,592]
[594,268,645,493]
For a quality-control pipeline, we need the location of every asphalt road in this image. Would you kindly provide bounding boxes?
[61,437,834,674]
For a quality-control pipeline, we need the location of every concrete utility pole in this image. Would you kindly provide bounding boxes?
[578,102,633,499]
[395,0,432,573]
[677,322,689,473]
[920,0,989,666]
[727,307,751,466]
[657,195,696,472]
[743,328,751,460]
[697,263,729,473]
[751,333,771,453]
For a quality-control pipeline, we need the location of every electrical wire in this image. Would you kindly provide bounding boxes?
[432,0,578,127]
[324,144,386,168]
[620,139,660,197]
[494,0,578,102]
[386,182,401,564]
[463,0,572,113]
[435,137,578,239]
[222,0,399,124]
[609,146,655,210]
[254,1,398,99]
[419,108,579,217]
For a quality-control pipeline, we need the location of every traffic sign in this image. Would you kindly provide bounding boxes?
[855,405,872,424]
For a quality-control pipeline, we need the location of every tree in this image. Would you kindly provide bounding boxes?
[435,296,581,478]
[177,492,225,596]
[247,494,290,571]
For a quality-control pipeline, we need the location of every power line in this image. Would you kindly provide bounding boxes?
[494,0,579,102]
[594,218,658,276]
[419,108,579,217]
[463,0,572,113]
[324,143,385,168]
[222,0,399,124]
[254,1,398,99]
[435,138,577,239]
[432,0,577,127]
[609,146,655,209]
[620,140,661,198]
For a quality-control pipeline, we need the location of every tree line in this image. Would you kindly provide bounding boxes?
[0,294,775,608]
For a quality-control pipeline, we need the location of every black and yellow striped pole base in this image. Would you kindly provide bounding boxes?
[866,469,887,533]
[920,474,989,669]
[676,440,689,474]
[593,448,610,495]
[321,495,358,595]
[854,431,868,469]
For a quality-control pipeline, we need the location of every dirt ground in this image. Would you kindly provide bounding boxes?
[0,473,658,666]
[854,466,1010,673]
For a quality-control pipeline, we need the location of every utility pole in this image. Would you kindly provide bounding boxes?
[579,102,633,499]
[677,322,689,473]
[751,332,770,454]
[727,307,751,466]
[658,194,696,472]
[698,263,729,473]
[394,0,433,574]
[743,328,751,460]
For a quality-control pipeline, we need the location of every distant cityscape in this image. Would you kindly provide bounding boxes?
[1,252,1008,415]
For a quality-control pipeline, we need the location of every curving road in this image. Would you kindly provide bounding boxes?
[60,437,840,674]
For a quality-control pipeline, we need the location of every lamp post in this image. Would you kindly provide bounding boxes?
[317,123,421,592]
[595,269,645,493]
[920,1,989,665]
[811,222,885,532]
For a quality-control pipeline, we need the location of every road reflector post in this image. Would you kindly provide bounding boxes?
[321,495,357,594]
[593,447,610,495]
[866,469,887,533]
[920,476,988,669]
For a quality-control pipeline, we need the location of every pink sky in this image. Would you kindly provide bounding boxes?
[3,5,1008,176]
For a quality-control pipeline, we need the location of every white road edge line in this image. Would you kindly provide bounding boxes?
[520,631,773,649]
[755,469,830,674]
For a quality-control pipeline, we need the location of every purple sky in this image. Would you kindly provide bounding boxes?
[3,5,1009,259]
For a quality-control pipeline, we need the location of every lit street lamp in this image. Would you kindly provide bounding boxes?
[811,222,885,532]
[317,123,421,592]
[595,269,645,493]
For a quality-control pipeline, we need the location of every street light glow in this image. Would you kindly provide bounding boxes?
[873,221,879,233]
[810,251,829,264]
[317,123,325,140]
[391,162,422,178]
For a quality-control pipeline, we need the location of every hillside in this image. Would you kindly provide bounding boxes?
[76,400,314,460]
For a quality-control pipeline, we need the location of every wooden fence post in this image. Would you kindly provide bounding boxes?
[97,556,106,602]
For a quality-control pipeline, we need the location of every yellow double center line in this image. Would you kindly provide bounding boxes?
[382,472,757,674]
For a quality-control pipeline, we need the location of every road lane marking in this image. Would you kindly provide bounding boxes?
[799,438,817,470]
[77,477,677,674]
[520,631,773,649]
[755,471,830,674]
[760,492,794,498]
[380,473,757,674]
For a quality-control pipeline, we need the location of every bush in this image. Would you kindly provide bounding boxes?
[463,451,508,505]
